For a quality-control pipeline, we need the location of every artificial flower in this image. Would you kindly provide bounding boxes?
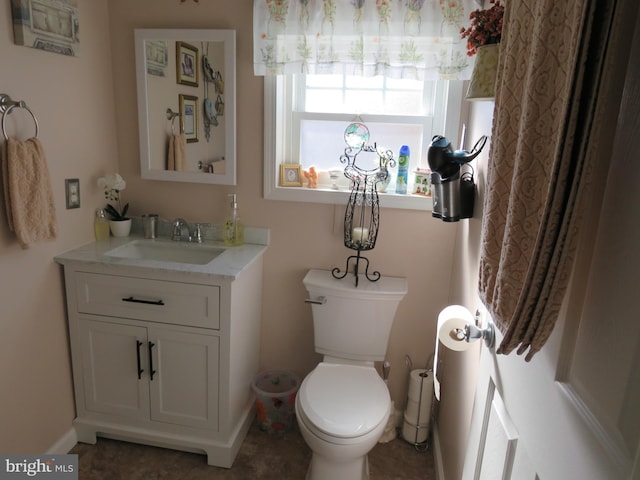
[98,173,129,220]
[460,0,504,56]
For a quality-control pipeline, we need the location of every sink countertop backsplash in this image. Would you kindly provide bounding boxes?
[54,218,269,280]
[131,216,269,246]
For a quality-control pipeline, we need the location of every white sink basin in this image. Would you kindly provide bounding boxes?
[105,240,225,265]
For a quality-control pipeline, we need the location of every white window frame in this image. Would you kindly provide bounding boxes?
[263,75,467,211]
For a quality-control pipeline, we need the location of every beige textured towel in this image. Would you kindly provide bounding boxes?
[1,137,57,248]
[167,133,186,171]
[478,0,609,360]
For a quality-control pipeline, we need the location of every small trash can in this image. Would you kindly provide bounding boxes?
[252,370,300,433]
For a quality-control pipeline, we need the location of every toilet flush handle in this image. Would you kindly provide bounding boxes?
[304,296,326,305]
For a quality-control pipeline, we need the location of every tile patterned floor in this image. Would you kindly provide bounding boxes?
[71,422,435,479]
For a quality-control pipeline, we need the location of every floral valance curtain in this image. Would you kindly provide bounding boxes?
[253,0,478,80]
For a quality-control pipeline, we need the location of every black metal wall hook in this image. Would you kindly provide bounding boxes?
[331,249,381,287]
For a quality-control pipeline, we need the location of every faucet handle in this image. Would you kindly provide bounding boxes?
[171,221,181,241]
[193,223,203,243]
[172,218,189,241]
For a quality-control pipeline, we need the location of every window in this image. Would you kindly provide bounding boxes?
[264,74,466,210]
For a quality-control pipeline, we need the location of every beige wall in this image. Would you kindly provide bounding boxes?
[107,0,460,409]
[0,0,467,463]
[0,0,119,452]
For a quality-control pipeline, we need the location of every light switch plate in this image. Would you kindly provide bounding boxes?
[65,178,80,209]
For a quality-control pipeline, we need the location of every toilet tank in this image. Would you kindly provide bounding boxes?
[303,269,408,362]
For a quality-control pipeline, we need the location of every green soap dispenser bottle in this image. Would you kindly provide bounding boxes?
[94,208,110,240]
[224,194,244,246]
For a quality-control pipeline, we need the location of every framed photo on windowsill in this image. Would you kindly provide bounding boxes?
[179,94,198,143]
[279,164,303,187]
[176,41,199,87]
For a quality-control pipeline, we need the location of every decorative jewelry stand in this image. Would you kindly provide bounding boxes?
[332,123,395,287]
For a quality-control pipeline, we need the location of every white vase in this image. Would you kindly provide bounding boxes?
[109,219,132,237]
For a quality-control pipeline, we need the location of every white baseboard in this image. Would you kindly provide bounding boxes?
[432,421,445,480]
[46,428,78,454]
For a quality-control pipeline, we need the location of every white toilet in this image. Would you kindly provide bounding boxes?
[297,269,407,480]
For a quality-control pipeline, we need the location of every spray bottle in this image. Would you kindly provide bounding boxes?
[224,193,244,246]
[395,145,410,194]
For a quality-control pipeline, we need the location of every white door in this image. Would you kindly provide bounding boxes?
[462,6,640,480]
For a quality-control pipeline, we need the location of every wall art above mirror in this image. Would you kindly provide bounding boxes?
[135,29,236,185]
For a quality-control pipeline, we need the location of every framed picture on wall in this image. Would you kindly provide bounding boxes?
[279,164,303,187]
[176,41,199,86]
[10,0,80,57]
[179,94,199,143]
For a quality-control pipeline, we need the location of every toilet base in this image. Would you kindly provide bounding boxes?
[297,396,386,480]
[295,363,392,480]
[305,453,370,480]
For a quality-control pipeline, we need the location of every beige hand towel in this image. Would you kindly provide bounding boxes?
[167,133,187,171]
[167,135,175,170]
[1,137,57,248]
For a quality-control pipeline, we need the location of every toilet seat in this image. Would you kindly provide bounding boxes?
[297,363,390,439]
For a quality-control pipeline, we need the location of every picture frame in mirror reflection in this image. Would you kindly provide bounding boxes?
[145,40,168,76]
[179,94,199,143]
[176,41,199,86]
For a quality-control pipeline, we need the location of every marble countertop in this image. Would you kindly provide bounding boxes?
[54,232,268,280]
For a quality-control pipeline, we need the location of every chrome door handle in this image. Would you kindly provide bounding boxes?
[304,296,326,305]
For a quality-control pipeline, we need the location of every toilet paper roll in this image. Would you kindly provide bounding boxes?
[404,400,430,427]
[404,369,433,427]
[433,305,475,401]
[402,418,429,444]
[407,369,434,402]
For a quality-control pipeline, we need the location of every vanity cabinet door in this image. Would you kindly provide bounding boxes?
[148,327,220,430]
[78,318,150,419]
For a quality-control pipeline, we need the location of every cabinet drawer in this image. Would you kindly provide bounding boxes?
[75,272,220,330]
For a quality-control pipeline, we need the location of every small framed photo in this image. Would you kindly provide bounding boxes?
[65,178,80,209]
[179,94,199,143]
[279,164,303,187]
[176,41,199,87]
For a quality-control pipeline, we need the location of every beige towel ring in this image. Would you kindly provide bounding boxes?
[0,94,39,141]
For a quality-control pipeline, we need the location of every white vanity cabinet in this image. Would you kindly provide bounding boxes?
[78,317,219,430]
[56,242,265,468]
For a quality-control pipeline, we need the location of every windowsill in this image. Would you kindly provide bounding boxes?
[264,184,433,211]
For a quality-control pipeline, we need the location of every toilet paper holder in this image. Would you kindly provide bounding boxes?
[453,312,494,348]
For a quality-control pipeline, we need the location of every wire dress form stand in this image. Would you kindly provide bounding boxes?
[332,123,395,287]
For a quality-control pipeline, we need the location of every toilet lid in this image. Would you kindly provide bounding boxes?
[298,363,390,438]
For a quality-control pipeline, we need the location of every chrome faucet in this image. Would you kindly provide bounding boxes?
[172,218,191,241]
[172,218,204,243]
